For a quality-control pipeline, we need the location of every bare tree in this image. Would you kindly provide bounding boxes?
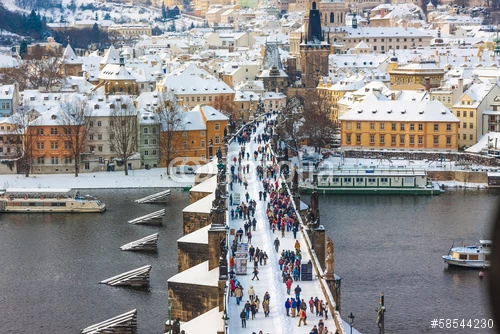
[58,98,93,177]
[158,92,185,176]
[108,99,138,176]
[0,49,64,91]
[211,95,235,118]
[12,106,40,177]
[300,92,335,152]
[277,95,306,153]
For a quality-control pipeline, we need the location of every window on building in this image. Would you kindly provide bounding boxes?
[433,136,439,145]
[379,123,385,130]
[64,157,73,164]
[215,136,220,144]
[144,150,149,156]
[346,122,352,130]
[97,121,102,127]
[110,145,115,152]
[98,145,103,152]
[470,111,474,118]
[463,122,466,129]
[37,157,44,164]
[37,142,44,150]
[470,134,474,140]
[201,140,205,147]
[391,135,396,144]
[409,136,414,144]
[400,135,405,145]
[346,134,351,144]
[215,123,220,130]
[182,141,187,149]
[400,123,405,131]
[446,137,451,145]
[109,120,114,126]
[470,123,473,129]
[418,124,423,131]
[51,142,58,150]
[50,128,57,135]
[370,122,375,130]
[446,124,451,131]
[51,156,59,164]
[370,135,375,143]
[64,141,72,149]
[356,122,361,130]
[463,133,466,140]
[418,136,423,144]
[144,127,149,134]
[144,139,149,145]
[380,135,385,144]
[152,127,157,134]
[434,124,439,132]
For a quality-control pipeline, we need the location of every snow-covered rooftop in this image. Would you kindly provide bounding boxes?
[182,192,215,213]
[167,261,219,286]
[177,224,210,244]
[190,175,217,193]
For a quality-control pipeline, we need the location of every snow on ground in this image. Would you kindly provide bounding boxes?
[227,121,342,334]
[0,168,193,189]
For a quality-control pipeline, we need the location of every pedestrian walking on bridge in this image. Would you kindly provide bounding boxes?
[274,237,280,252]
[240,309,247,328]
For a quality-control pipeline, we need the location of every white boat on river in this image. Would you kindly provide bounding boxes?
[442,240,491,268]
[0,188,106,213]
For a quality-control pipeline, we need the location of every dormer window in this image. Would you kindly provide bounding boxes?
[110,104,115,109]
[51,115,57,120]
[94,104,99,110]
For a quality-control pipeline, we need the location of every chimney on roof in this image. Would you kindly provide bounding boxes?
[424,77,431,91]
[119,55,125,66]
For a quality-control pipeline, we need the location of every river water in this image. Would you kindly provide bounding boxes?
[0,188,187,334]
[0,188,497,333]
[305,189,498,334]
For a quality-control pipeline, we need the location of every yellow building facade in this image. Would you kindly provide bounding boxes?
[339,100,459,151]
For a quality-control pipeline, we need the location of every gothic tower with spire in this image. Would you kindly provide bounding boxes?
[299,0,330,89]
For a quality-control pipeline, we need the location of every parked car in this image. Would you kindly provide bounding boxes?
[176,165,195,174]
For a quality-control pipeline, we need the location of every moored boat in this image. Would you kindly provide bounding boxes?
[442,240,491,268]
[0,188,106,213]
[299,167,443,195]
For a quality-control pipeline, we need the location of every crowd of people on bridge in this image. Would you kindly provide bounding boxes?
[227,117,336,334]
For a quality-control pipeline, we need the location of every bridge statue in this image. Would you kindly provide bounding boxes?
[376,292,386,334]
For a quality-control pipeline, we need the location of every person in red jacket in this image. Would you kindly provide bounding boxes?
[286,277,293,295]
[298,309,307,327]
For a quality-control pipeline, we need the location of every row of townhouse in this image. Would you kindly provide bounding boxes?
[0,93,228,174]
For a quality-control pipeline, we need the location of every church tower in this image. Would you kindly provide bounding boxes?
[299,0,330,89]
